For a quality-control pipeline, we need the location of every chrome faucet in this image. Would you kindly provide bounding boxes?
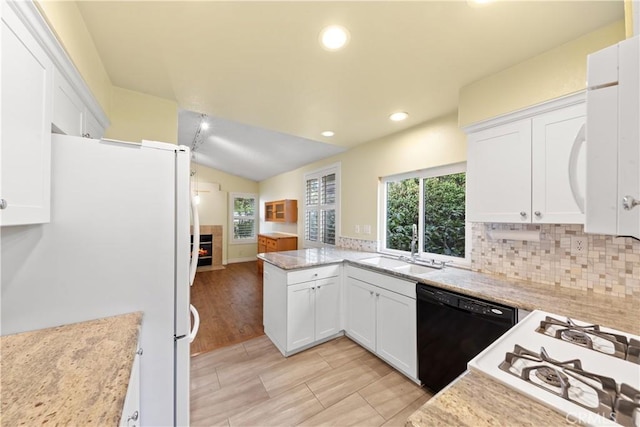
[410,224,418,260]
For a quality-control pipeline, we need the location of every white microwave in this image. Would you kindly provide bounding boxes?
[585,35,639,239]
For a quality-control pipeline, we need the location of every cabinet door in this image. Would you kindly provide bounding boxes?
[1,2,53,226]
[52,68,84,137]
[83,109,105,140]
[345,277,376,352]
[532,103,586,224]
[314,277,341,341]
[467,120,532,223]
[617,36,640,239]
[375,288,417,379]
[287,282,315,351]
[120,347,141,427]
[263,264,287,353]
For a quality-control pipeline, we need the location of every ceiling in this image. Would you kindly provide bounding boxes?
[178,109,346,181]
[76,1,623,180]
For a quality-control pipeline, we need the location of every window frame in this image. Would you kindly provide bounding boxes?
[229,192,258,245]
[303,163,341,248]
[379,162,470,268]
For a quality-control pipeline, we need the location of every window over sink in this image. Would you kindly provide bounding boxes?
[380,162,469,266]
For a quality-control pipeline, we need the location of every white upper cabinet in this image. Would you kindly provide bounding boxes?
[1,1,54,226]
[586,36,639,239]
[52,68,84,137]
[531,103,586,224]
[52,68,106,139]
[467,120,532,223]
[1,1,109,227]
[466,93,586,224]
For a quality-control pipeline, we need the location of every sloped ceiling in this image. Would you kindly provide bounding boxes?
[76,1,623,179]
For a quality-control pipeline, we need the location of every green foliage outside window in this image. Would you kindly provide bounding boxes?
[423,173,465,257]
[386,178,419,251]
[385,173,465,258]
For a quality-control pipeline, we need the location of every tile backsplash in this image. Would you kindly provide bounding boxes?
[471,223,640,297]
[337,236,378,252]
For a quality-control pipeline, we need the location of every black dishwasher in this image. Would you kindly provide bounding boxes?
[416,283,516,393]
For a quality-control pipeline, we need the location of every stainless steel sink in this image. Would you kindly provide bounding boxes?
[393,263,437,275]
[358,255,439,277]
[358,256,409,268]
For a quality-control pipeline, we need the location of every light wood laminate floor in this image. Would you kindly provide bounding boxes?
[191,335,432,426]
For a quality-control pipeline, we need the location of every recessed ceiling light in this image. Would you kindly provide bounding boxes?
[467,0,494,7]
[321,130,335,137]
[200,122,209,130]
[389,112,409,122]
[320,25,350,51]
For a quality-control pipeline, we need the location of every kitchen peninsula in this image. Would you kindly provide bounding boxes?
[259,248,640,426]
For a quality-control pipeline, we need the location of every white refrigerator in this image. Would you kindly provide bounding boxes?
[1,134,200,426]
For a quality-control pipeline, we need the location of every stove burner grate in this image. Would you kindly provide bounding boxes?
[560,329,591,346]
[534,366,569,388]
[498,345,635,426]
[536,316,639,364]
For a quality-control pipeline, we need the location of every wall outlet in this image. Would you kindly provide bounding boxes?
[570,236,587,255]
[363,225,371,234]
[354,225,360,234]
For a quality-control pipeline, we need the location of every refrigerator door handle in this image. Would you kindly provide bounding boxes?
[568,123,586,213]
[189,304,200,343]
[189,193,200,287]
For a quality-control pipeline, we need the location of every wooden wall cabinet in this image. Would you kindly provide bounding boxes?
[265,200,297,223]
[257,233,297,274]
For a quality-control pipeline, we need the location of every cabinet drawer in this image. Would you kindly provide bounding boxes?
[267,239,278,250]
[346,266,415,299]
[258,236,267,245]
[287,264,341,285]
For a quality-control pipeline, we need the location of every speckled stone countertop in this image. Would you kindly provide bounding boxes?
[260,248,640,426]
[406,370,576,427]
[258,247,378,269]
[1,312,142,425]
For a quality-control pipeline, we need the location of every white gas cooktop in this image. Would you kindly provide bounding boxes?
[469,310,640,427]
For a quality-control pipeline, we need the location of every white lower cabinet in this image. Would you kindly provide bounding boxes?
[287,277,340,350]
[345,278,376,352]
[345,267,417,382]
[120,345,142,427]
[264,262,342,356]
[263,262,418,382]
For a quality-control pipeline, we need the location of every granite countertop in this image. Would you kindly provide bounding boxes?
[260,248,640,426]
[258,247,378,269]
[406,370,576,427]
[1,312,142,425]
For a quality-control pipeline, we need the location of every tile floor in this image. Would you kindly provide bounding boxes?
[190,335,432,426]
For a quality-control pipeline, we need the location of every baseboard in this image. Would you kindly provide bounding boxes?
[226,256,258,264]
